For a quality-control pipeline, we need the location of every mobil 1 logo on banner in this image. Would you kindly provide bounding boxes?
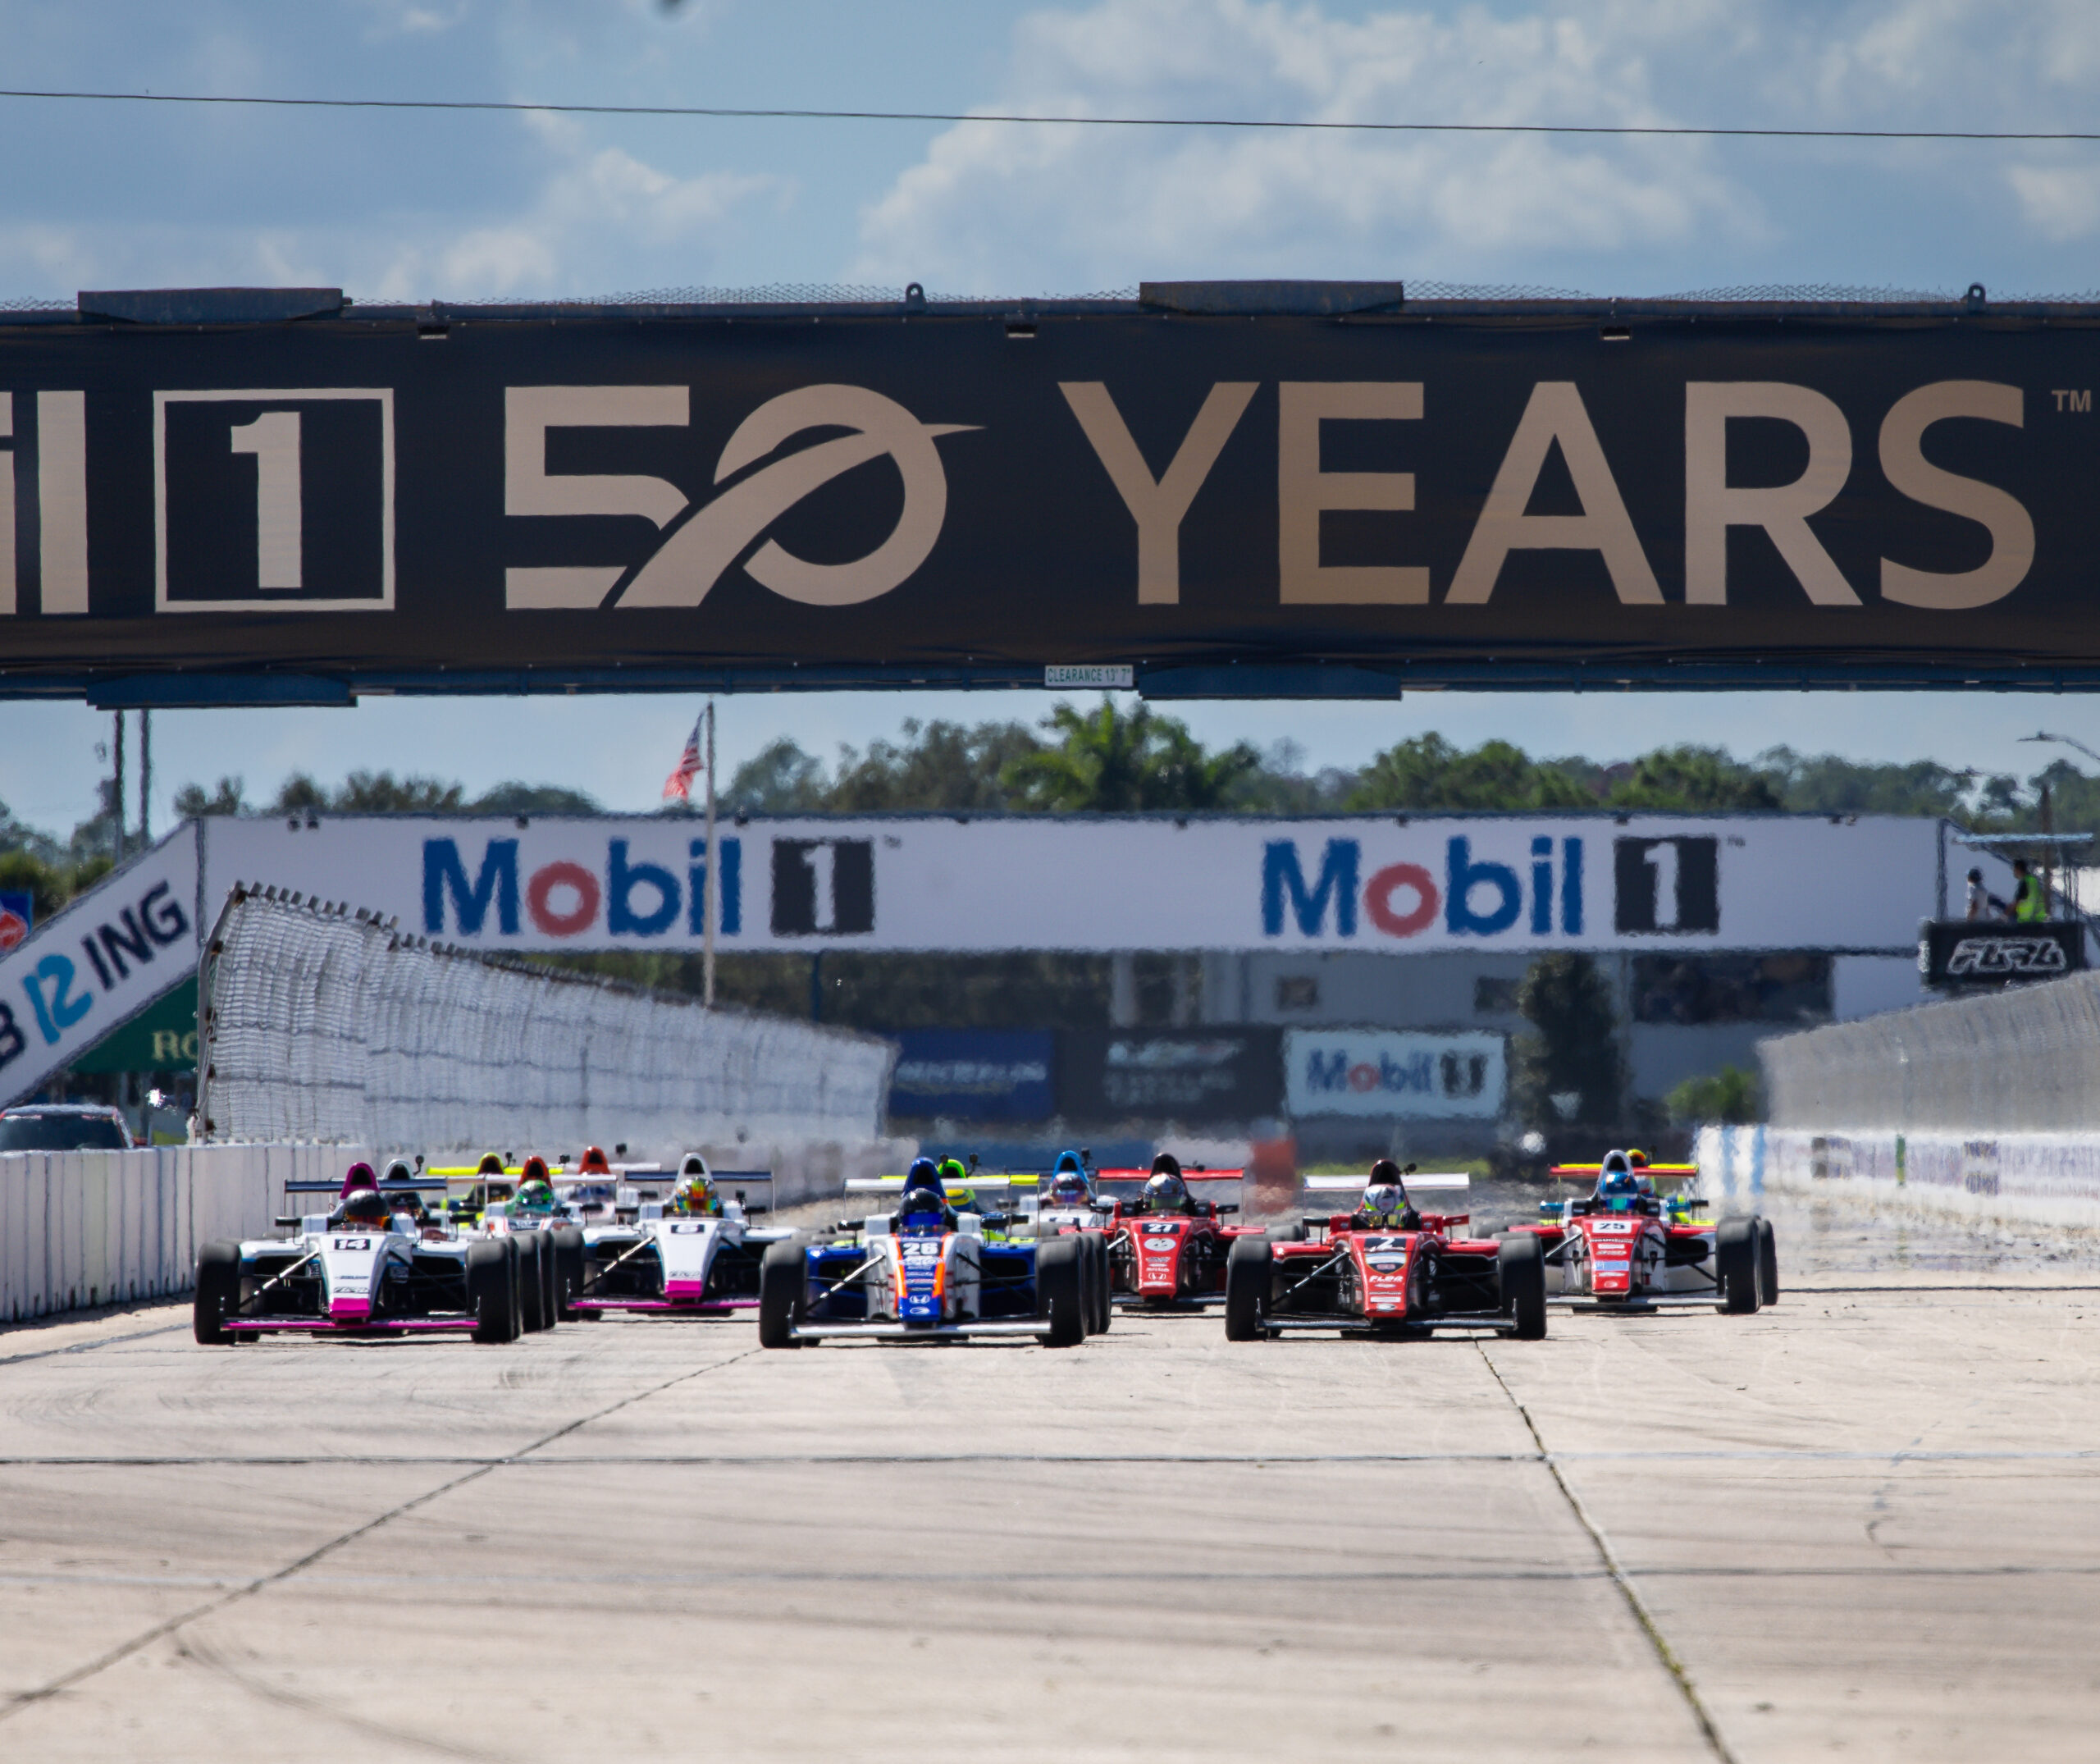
[155,389,394,611]
[1614,837,1720,935]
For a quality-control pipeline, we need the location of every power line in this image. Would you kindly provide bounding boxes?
[0,86,2093,142]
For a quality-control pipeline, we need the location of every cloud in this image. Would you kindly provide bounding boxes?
[852,0,1760,290]
[852,0,2100,293]
[2006,165,2100,244]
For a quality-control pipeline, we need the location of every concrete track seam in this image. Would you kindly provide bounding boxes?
[0,1346,756,1724]
[0,1322,186,1369]
[1477,1341,1739,1764]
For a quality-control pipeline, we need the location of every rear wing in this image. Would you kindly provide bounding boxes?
[1550,1163,1698,1183]
[284,1177,447,1195]
[848,1174,1038,1199]
[1088,1168,1245,1206]
[1303,1174,1471,1194]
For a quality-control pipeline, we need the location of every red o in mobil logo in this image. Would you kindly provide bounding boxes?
[1364,863,1438,937]
[527,861,600,936]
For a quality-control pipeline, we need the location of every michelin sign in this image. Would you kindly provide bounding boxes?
[196,811,1936,956]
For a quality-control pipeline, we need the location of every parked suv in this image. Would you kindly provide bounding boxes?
[0,1104,135,1151]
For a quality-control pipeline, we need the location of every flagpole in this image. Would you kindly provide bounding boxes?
[702,699,717,1009]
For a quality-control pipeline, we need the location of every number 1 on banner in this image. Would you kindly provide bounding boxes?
[228,411,303,588]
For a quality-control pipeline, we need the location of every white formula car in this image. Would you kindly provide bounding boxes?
[193,1175,541,1344]
[568,1166,789,1318]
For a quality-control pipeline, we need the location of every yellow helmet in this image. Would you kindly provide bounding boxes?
[674,1173,720,1217]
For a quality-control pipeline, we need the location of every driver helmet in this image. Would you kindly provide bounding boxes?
[336,1185,390,1227]
[1363,1158,1408,1225]
[579,1146,612,1176]
[1597,1150,1639,1207]
[897,1158,951,1232]
[1048,1150,1093,1207]
[512,1152,557,1212]
[673,1172,720,1217]
[1144,1153,1189,1215]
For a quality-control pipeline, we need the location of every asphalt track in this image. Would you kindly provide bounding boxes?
[0,1196,2094,1762]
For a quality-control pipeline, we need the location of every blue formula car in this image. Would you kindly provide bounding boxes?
[758,1158,1093,1348]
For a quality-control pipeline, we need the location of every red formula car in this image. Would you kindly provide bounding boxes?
[1506,1151,1776,1314]
[1224,1164,1546,1341]
[1053,1154,1268,1311]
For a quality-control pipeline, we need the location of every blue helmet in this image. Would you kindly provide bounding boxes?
[1048,1149,1093,1206]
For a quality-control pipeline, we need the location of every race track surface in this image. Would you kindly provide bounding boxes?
[0,1213,2094,1762]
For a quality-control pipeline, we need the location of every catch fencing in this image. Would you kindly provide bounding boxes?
[197,887,896,1158]
[1760,969,2100,1133]
[0,1142,366,1322]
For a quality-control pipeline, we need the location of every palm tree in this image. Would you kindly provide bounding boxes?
[1002,698,1260,811]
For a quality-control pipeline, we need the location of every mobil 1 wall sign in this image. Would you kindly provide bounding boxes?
[0,299,2098,691]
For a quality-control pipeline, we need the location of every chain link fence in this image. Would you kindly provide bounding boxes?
[197,886,896,1157]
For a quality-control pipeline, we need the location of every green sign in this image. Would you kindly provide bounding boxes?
[68,978,198,1075]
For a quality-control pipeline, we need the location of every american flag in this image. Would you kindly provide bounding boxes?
[662,713,704,801]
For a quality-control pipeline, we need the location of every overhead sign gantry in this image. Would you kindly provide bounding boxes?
[0,280,2093,702]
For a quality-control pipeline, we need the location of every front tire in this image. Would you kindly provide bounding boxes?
[467,1240,517,1343]
[758,1241,806,1349]
[1035,1237,1085,1348]
[1717,1218,1760,1314]
[1757,1218,1779,1308]
[193,1241,241,1345]
[1090,1235,1112,1335]
[1225,1236,1271,1341]
[1498,1233,1547,1340]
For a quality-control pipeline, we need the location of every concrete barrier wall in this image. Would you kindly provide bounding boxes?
[0,1144,371,1323]
[1696,1122,2100,1231]
[0,1138,910,1323]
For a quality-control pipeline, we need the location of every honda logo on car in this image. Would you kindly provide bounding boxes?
[1285,1031,1506,1120]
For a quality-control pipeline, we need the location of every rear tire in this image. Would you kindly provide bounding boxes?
[549,1227,585,1322]
[1497,1233,1547,1340]
[758,1241,806,1349]
[193,1241,241,1345]
[467,1240,516,1343]
[1757,1217,1779,1307]
[1717,1218,1760,1314]
[513,1234,546,1333]
[1090,1235,1112,1334]
[1225,1236,1271,1341]
[1267,1219,1307,1243]
[1035,1237,1085,1348]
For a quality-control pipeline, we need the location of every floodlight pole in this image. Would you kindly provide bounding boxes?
[111,711,125,862]
[703,699,717,1009]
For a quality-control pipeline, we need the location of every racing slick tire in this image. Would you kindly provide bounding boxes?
[193,1240,241,1345]
[1035,1237,1086,1348]
[513,1234,547,1333]
[549,1227,586,1322]
[1757,1217,1780,1308]
[1080,1233,1112,1335]
[758,1240,806,1349]
[1716,1218,1761,1314]
[1266,1219,1307,1243]
[467,1240,518,1343]
[1224,1236,1271,1341]
[1497,1232,1548,1340]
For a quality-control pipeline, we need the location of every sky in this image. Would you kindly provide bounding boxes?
[4,0,2100,832]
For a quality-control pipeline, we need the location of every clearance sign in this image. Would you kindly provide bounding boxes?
[0,288,2093,695]
[198,811,1939,956]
